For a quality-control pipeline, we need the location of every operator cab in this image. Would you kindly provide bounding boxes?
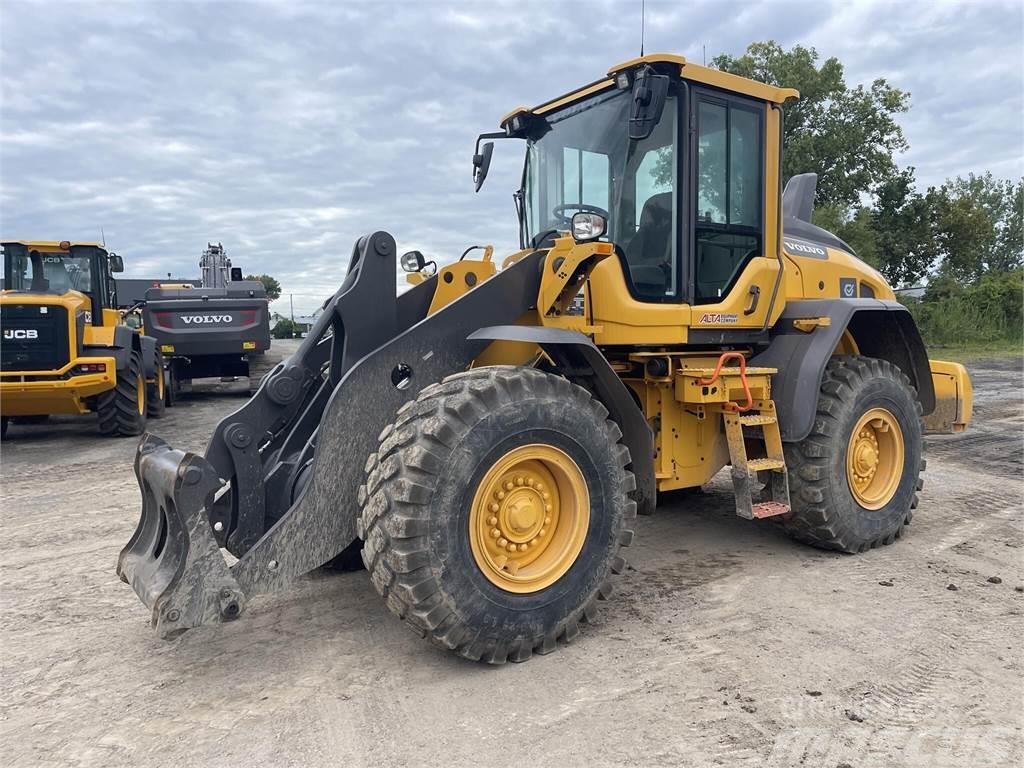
[2,241,123,324]
[474,54,797,315]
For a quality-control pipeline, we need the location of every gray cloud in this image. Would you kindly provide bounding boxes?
[2,0,1021,316]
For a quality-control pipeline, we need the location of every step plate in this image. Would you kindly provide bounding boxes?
[751,501,791,518]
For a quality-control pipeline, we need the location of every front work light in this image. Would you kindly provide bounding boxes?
[400,250,426,272]
[571,212,607,242]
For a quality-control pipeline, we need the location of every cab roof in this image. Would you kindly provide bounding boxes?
[2,240,106,252]
[500,52,800,128]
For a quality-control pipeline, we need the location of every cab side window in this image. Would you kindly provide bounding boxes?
[694,97,763,302]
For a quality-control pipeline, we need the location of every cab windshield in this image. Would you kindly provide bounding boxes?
[3,249,94,294]
[523,88,679,299]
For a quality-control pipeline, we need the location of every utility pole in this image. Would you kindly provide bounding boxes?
[290,293,295,339]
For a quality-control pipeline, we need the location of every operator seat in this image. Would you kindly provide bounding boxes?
[625,191,673,296]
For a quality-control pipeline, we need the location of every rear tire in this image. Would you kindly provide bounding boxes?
[96,351,148,437]
[783,355,924,553]
[147,349,167,418]
[1,416,8,440]
[358,366,636,664]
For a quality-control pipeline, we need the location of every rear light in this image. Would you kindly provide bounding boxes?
[240,310,257,325]
[152,312,172,327]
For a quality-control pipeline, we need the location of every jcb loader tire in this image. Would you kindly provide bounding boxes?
[96,351,148,437]
[358,366,636,664]
[783,355,924,553]
[147,350,167,419]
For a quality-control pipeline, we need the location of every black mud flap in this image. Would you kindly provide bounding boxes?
[117,434,245,638]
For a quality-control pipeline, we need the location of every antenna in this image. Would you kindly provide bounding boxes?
[640,0,646,56]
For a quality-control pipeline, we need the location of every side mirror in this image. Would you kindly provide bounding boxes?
[628,66,669,141]
[473,141,494,192]
[108,253,124,272]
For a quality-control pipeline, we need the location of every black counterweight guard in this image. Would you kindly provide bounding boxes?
[118,435,245,638]
[118,231,544,635]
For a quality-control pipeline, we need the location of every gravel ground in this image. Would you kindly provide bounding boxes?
[1,346,1021,767]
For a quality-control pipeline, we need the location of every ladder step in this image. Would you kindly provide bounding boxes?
[738,414,777,426]
[746,458,785,472]
[751,501,791,518]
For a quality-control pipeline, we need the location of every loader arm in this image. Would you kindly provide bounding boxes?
[118,231,543,637]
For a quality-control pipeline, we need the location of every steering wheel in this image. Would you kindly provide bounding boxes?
[552,203,611,225]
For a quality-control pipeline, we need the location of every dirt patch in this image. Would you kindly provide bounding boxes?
[1,349,1021,767]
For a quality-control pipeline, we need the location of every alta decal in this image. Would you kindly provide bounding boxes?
[698,313,738,324]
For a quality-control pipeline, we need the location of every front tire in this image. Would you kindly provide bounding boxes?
[358,367,636,664]
[96,351,148,437]
[784,355,924,553]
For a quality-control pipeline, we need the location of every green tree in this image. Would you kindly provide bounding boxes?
[935,174,1023,279]
[712,41,910,208]
[271,318,298,339]
[245,273,282,301]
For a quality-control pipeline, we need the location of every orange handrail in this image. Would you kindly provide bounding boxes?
[699,352,753,412]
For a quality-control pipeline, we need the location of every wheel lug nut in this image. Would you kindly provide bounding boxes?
[527,478,535,487]
[515,476,524,486]
[545,504,552,513]
[507,543,517,552]
[490,528,500,538]
[497,537,507,547]
[505,481,514,491]
[488,516,498,526]
[497,491,505,500]
[489,502,499,513]
[542,492,550,500]
[539,528,547,537]
[544,516,551,525]
[519,543,528,552]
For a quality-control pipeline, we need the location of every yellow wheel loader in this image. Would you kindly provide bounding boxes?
[117,55,972,662]
[1,241,169,438]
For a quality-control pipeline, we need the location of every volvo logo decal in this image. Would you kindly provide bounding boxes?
[181,315,233,324]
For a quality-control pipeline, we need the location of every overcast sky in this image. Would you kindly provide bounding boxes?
[2,0,1022,315]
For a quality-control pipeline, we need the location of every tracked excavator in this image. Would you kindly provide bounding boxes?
[118,54,972,664]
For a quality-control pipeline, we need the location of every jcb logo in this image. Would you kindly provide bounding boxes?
[181,314,233,324]
[3,329,39,340]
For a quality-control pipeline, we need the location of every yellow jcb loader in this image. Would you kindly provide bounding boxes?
[117,54,972,663]
[1,241,170,438]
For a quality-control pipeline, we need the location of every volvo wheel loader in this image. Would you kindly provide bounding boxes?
[117,54,973,663]
[1,241,170,438]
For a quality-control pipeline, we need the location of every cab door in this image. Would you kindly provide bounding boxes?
[686,88,778,333]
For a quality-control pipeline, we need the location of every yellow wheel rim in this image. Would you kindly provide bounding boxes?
[469,444,589,594]
[156,368,165,403]
[846,408,904,510]
[136,374,145,415]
